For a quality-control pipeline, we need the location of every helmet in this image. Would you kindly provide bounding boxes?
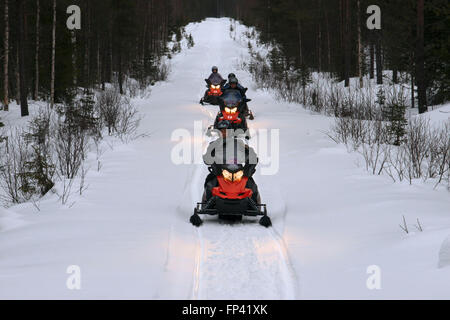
[228,73,236,79]
[212,66,218,72]
[229,77,238,84]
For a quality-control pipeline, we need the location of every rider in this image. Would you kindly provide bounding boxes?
[223,76,251,118]
[202,120,259,203]
[223,74,247,96]
[208,66,225,83]
[200,66,225,104]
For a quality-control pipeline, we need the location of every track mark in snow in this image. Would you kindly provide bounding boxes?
[192,223,299,299]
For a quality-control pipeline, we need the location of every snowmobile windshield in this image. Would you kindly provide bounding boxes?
[208,73,223,85]
[222,90,243,107]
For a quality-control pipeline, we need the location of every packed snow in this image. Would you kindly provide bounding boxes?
[0,18,449,299]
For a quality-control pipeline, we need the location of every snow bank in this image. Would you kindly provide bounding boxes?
[0,208,26,232]
[421,102,450,125]
[438,236,450,268]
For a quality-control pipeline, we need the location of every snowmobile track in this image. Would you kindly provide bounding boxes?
[191,222,299,299]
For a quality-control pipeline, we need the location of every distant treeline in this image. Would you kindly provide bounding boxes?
[221,0,449,112]
[1,0,448,117]
[0,0,218,115]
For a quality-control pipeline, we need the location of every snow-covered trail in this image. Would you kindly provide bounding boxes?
[192,226,298,299]
[164,19,299,299]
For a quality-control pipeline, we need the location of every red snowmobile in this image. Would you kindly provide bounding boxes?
[213,89,251,131]
[200,78,227,105]
[190,163,272,227]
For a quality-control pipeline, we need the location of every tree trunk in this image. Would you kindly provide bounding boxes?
[71,31,77,86]
[34,0,40,100]
[324,6,331,72]
[97,36,101,87]
[296,18,303,66]
[376,31,383,85]
[118,48,123,94]
[84,0,90,90]
[416,0,427,113]
[3,0,9,110]
[370,43,374,79]
[50,0,56,108]
[344,0,350,87]
[411,72,415,109]
[357,0,363,88]
[393,69,398,84]
[317,0,322,72]
[17,0,28,116]
[15,48,20,104]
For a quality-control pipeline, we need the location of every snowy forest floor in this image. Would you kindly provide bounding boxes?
[0,18,449,299]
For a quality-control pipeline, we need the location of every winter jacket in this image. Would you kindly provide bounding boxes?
[222,83,247,98]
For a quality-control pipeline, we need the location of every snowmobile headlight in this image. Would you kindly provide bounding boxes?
[222,169,233,182]
[224,107,231,113]
[233,170,244,182]
[230,107,237,114]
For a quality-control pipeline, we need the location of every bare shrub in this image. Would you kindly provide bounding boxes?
[156,61,170,81]
[96,88,123,135]
[331,112,450,187]
[0,129,55,205]
[96,88,141,140]
[54,123,88,180]
[115,102,142,141]
[404,117,431,179]
[0,129,32,204]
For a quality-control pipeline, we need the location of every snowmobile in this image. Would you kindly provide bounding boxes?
[213,89,251,131]
[189,162,272,228]
[200,78,227,105]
